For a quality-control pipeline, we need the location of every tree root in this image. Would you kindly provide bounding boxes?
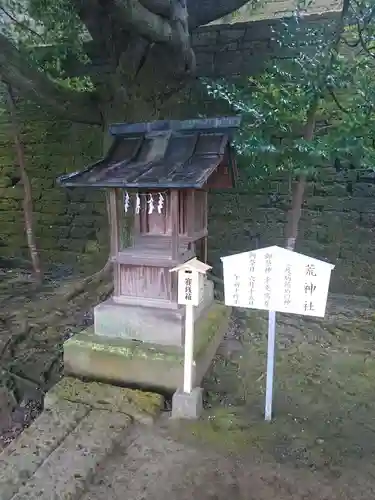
[0,320,32,361]
[52,259,113,304]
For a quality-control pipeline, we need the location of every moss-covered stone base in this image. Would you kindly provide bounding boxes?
[63,302,230,392]
[45,377,163,424]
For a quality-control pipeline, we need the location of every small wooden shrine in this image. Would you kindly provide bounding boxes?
[57,116,241,391]
[58,117,240,311]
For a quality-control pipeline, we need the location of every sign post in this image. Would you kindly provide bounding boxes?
[184,302,194,393]
[265,310,276,421]
[221,245,334,421]
[170,258,212,394]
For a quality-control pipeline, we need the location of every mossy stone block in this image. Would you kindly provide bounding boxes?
[64,301,231,392]
[45,377,163,424]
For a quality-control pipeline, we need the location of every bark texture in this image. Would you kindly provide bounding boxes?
[0,0,252,128]
[5,83,43,284]
[284,102,318,251]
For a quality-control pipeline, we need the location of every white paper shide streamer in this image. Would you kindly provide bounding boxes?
[157,193,164,214]
[147,194,154,214]
[124,192,130,213]
[123,191,164,214]
[135,193,141,214]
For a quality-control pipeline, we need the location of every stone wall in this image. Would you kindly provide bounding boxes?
[214,0,341,23]
[209,160,375,296]
[0,98,107,272]
[1,95,375,294]
[192,12,339,77]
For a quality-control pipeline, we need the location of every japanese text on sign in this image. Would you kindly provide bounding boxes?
[221,246,334,318]
[304,263,318,313]
[284,264,292,307]
[184,277,192,302]
[248,252,257,306]
[232,274,241,305]
[264,252,273,309]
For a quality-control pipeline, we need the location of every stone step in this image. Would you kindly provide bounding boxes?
[11,409,131,500]
[45,377,164,425]
[0,399,89,500]
[0,378,163,500]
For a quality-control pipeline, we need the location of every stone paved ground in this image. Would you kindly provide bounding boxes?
[0,263,110,450]
[2,293,375,499]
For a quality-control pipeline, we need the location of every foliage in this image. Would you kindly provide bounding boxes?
[203,1,375,183]
[1,0,91,89]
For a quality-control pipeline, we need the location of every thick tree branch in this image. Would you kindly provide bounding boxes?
[69,0,103,41]
[139,0,173,17]
[187,0,252,29]
[66,0,251,78]
[112,0,178,43]
[0,33,102,125]
[111,0,195,72]
[69,0,124,61]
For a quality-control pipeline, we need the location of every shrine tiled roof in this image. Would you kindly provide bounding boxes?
[57,117,240,189]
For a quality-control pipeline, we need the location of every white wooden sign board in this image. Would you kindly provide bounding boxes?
[172,258,211,307]
[221,245,334,318]
[221,245,334,422]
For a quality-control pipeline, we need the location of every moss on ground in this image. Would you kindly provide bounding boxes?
[172,305,375,478]
[194,303,230,358]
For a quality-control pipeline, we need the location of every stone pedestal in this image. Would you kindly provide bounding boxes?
[171,387,203,419]
[63,301,230,392]
[93,280,214,346]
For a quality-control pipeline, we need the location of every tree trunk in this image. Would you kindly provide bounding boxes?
[5,84,43,284]
[284,175,306,251]
[284,101,319,251]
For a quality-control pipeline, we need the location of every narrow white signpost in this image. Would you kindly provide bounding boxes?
[170,258,212,393]
[265,310,276,421]
[221,245,334,421]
